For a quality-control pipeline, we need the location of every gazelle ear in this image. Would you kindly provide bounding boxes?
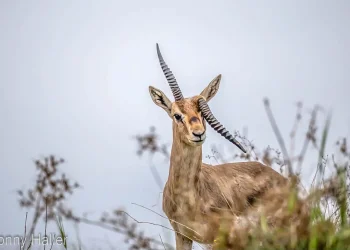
[149,86,172,117]
[199,74,221,102]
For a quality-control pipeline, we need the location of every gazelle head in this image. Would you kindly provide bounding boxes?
[149,44,246,153]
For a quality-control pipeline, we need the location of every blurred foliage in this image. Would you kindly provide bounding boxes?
[15,100,349,250]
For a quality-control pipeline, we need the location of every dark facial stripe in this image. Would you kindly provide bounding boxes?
[156,44,184,101]
[198,98,247,153]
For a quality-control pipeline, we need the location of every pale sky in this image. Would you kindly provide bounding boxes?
[1,1,349,249]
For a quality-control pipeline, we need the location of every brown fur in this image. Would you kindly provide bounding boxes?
[149,75,288,250]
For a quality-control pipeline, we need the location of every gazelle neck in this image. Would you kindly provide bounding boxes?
[168,124,202,194]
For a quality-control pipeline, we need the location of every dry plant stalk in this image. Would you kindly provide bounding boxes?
[17,155,172,250]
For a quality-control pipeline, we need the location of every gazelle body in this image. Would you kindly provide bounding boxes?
[149,44,287,250]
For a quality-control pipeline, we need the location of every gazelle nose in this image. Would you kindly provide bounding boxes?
[192,131,205,137]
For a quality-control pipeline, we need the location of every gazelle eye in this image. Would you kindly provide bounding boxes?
[174,114,182,121]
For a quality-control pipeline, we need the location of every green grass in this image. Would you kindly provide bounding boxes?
[55,216,68,250]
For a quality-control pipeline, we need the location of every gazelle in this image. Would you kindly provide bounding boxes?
[149,44,288,250]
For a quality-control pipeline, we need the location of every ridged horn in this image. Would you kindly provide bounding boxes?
[198,98,247,153]
[156,43,184,101]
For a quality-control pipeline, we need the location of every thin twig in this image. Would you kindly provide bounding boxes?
[74,222,83,250]
[296,136,310,174]
[44,203,48,250]
[150,164,164,189]
[75,215,169,248]
[152,191,164,207]
[289,102,302,164]
[264,98,293,175]
[159,235,167,250]
[49,236,55,250]
[122,210,188,237]
[220,191,235,215]
[296,107,319,173]
[26,238,32,250]
[121,211,203,248]
[20,212,28,250]
[131,202,202,237]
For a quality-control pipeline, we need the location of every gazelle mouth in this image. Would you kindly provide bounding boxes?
[191,138,205,143]
[191,133,206,143]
